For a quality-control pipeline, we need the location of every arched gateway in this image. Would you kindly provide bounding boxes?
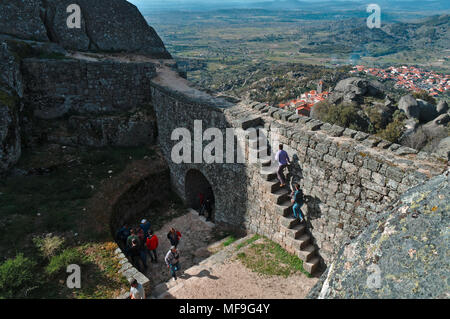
[185,169,215,221]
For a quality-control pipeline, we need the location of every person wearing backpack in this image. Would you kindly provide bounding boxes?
[167,228,182,248]
[291,184,304,222]
[165,246,181,281]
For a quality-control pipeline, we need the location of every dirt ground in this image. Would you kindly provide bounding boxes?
[144,210,217,287]
[144,210,318,299]
[169,260,318,299]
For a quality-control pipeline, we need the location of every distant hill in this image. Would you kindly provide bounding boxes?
[302,14,450,57]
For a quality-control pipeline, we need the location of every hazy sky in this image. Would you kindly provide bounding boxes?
[127,0,450,14]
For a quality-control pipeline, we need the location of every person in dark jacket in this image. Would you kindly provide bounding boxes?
[291,184,304,222]
[129,239,144,272]
[127,229,140,252]
[140,219,151,236]
[116,224,130,250]
[167,228,182,248]
[204,198,213,222]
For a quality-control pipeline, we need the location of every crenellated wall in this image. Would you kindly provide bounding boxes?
[233,101,448,265]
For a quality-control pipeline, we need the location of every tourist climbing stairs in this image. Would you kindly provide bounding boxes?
[245,121,321,275]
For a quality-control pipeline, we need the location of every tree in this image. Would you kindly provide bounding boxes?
[413,90,436,105]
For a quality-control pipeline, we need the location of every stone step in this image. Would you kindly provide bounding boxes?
[277,198,294,217]
[238,116,263,130]
[255,125,266,136]
[296,234,311,249]
[298,245,316,262]
[249,136,268,150]
[260,167,277,181]
[260,158,272,167]
[274,200,292,217]
[289,234,310,251]
[304,257,320,275]
[270,188,291,204]
[285,224,306,239]
[280,216,300,229]
[258,146,271,159]
[265,179,283,193]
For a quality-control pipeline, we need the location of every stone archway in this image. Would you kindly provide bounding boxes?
[185,169,215,221]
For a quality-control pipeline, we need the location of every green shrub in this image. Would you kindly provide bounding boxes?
[314,101,367,132]
[46,248,84,276]
[366,107,385,134]
[223,236,237,247]
[0,254,37,298]
[377,111,407,143]
[33,235,65,259]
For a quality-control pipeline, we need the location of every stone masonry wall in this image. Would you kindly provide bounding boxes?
[150,82,249,232]
[20,57,158,147]
[234,101,448,266]
[148,71,447,268]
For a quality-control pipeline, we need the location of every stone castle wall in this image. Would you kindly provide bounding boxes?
[148,81,447,267]
[234,102,447,265]
[150,82,250,231]
[20,58,158,147]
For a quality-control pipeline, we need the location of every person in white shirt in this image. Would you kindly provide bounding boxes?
[130,279,145,299]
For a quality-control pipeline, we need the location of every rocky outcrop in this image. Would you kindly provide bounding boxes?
[398,94,420,120]
[416,99,439,123]
[0,89,21,172]
[308,171,449,299]
[0,0,171,58]
[436,136,450,160]
[0,42,22,173]
[398,94,444,124]
[0,0,48,42]
[436,100,449,115]
[329,77,384,105]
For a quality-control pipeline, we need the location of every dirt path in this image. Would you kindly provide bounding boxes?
[152,231,319,299]
[169,260,318,299]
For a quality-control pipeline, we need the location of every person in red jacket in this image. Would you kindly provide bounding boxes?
[146,231,159,263]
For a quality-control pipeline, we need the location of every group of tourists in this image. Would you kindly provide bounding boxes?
[127,143,302,299]
[276,144,305,222]
[116,219,185,298]
[116,219,160,272]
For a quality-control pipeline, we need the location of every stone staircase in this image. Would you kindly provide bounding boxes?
[246,123,321,275]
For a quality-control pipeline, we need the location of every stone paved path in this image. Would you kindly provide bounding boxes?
[144,209,216,287]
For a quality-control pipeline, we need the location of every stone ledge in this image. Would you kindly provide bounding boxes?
[114,245,151,299]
